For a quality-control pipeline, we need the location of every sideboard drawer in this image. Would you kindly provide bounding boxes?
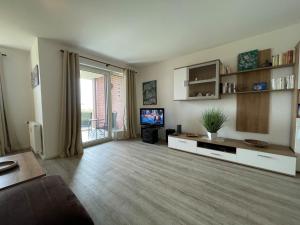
[196,147,237,162]
[168,136,197,153]
[237,148,296,176]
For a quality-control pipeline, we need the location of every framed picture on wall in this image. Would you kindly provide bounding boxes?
[31,65,39,88]
[143,80,157,105]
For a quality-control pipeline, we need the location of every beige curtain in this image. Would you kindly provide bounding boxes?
[125,69,137,138]
[59,51,83,157]
[0,55,11,156]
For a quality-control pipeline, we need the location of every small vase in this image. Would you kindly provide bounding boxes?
[207,132,217,140]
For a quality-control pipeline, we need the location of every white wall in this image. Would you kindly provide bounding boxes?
[30,38,43,125]
[0,46,34,150]
[31,38,130,159]
[136,23,300,146]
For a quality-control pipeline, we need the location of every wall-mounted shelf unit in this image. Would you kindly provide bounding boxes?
[173,60,220,100]
[172,48,296,135]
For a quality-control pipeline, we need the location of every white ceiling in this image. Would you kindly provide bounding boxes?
[1,0,300,65]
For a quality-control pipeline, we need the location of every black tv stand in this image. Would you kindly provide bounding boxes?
[141,126,159,144]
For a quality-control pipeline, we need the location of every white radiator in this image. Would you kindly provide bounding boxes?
[28,121,43,154]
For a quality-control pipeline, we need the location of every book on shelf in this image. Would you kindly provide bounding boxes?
[271,74,294,90]
[272,50,294,66]
[278,54,282,66]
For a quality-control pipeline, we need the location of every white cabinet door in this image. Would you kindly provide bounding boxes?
[294,118,300,154]
[237,148,296,176]
[296,49,300,89]
[296,154,300,172]
[173,67,188,100]
[168,136,197,153]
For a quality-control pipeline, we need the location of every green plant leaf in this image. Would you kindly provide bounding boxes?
[201,109,228,133]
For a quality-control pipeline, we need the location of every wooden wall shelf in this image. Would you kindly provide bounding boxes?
[220,63,294,77]
[186,95,217,100]
[222,88,294,95]
[188,78,216,85]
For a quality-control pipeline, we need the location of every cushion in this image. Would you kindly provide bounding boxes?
[0,175,94,225]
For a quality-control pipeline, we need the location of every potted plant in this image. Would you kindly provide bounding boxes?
[201,109,227,140]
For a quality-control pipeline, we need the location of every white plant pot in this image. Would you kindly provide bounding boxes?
[207,132,217,140]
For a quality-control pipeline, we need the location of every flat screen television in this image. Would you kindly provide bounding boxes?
[140,108,164,127]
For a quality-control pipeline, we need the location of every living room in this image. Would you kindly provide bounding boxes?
[0,1,300,225]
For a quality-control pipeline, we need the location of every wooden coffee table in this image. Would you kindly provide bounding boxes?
[0,151,45,190]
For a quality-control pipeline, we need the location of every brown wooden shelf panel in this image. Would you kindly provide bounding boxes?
[220,63,294,77]
[236,49,271,134]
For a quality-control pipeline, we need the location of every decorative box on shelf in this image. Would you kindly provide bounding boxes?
[238,49,259,71]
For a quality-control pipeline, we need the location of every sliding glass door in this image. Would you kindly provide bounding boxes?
[111,73,125,133]
[80,69,111,144]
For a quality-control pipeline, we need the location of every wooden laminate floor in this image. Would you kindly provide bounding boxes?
[40,140,300,225]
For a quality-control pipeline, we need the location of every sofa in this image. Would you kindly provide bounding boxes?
[0,175,94,225]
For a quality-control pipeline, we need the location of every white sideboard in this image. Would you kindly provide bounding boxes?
[168,135,297,176]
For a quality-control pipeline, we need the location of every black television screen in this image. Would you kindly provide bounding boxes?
[140,108,164,127]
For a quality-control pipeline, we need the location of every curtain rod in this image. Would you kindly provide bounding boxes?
[60,49,136,73]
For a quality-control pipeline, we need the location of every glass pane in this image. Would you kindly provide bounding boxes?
[111,74,125,131]
[80,70,108,143]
